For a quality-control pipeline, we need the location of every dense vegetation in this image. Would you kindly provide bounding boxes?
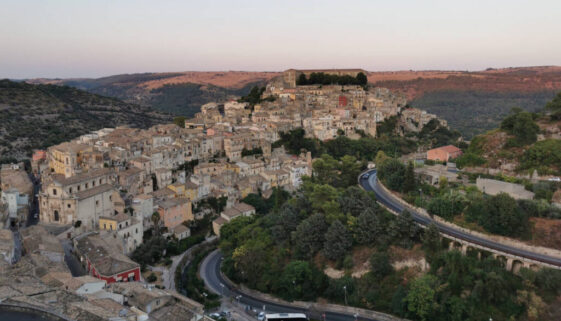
[296,72,368,86]
[272,128,418,160]
[410,90,556,138]
[0,79,170,160]
[221,158,561,320]
[519,139,561,175]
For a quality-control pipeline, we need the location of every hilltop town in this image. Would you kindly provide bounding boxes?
[0,69,450,320]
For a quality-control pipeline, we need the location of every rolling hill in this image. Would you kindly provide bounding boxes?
[0,79,171,161]
[28,71,280,117]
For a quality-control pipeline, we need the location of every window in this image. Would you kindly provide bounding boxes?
[77,186,81,191]
[92,181,95,187]
[95,200,99,207]
[67,204,71,208]
[109,196,112,201]
[99,179,102,184]
[119,224,122,229]
[54,210,59,221]
[52,189,57,195]
[103,223,106,229]
[135,228,138,234]
[69,187,72,193]
[85,183,88,189]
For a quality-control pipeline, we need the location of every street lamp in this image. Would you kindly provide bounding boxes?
[343,285,347,306]
[419,188,423,207]
[220,283,225,297]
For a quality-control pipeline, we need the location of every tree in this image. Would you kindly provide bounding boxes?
[271,204,302,244]
[356,72,368,86]
[545,91,561,120]
[296,74,308,86]
[338,155,362,188]
[369,252,393,279]
[173,116,186,128]
[354,208,382,244]
[292,213,328,259]
[406,274,439,321]
[402,161,416,193]
[147,273,157,282]
[312,154,339,185]
[323,220,353,261]
[484,193,529,237]
[375,150,389,166]
[232,240,269,287]
[427,192,466,220]
[500,109,539,147]
[339,186,377,217]
[389,210,419,248]
[377,158,406,191]
[422,223,441,259]
[279,261,326,301]
[467,193,529,237]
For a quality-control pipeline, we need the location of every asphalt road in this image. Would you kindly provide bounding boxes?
[360,169,561,268]
[200,250,383,321]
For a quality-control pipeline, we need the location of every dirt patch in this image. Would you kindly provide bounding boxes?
[350,246,376,278]
[530,217,561,250]
[324,267,345,279]
[389,244,427,275]
[142,270,163,286]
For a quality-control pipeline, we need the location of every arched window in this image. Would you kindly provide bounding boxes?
[54,210,59,221]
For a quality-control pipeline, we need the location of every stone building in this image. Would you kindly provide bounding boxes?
[39,168,117,229]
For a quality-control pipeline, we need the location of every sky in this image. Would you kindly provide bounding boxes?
[1,0,560,79]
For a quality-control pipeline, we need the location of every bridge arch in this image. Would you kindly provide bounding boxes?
[511,260,524,273]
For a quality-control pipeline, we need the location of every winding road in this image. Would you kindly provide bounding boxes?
[200,250,395,321]
[360,169,561,268]
[199,169,561,321]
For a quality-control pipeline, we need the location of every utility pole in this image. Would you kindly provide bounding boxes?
[343,285,347,306]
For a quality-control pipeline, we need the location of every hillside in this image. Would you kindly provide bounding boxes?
[371,66,561,138]
[457,93,561,177]
[28,71,279,117]
[0,79,171,161]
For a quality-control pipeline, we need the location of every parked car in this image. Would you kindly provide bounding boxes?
[258,312,266,321]
[363,173,369,179]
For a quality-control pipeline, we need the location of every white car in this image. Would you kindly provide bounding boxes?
[258,312,265,321]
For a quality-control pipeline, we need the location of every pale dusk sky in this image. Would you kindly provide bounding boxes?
[1,0,560,79]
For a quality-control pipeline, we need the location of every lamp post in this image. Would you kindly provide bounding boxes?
[343,285,347,306]
[220,283,225,297]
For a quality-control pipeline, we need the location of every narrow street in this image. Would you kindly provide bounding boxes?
[61,238,85,277]
[149,235,217,291]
